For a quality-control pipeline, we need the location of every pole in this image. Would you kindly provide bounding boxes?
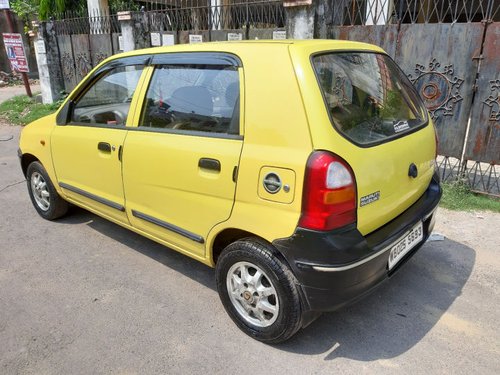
[3,8,32,97]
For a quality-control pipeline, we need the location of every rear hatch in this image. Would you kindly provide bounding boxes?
[311,51,436,235]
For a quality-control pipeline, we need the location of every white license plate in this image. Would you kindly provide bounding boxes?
[388,221,424,270]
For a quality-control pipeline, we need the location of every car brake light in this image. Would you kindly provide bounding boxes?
[299,151,357,231]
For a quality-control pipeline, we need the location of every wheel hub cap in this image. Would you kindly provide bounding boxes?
[243,291,252,302]
[226,261,279,328]
[30,172,50,211]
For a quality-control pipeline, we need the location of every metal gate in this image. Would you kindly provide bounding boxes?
[53,9,121,92]
[328,0,500,195]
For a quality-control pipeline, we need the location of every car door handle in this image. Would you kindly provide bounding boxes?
[98,142,112,153]
[198,158,221,172]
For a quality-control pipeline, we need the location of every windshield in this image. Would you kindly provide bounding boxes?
[312,52,428,146]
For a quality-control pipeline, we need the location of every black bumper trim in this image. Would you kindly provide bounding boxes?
[273,174,442,312]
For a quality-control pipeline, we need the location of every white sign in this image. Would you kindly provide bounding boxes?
[35,40,46,54]
[273,30,287,40]
[118,35,124,51]
[150,32,161,47]
[0,0,10,10]
[189,34,203,44]
[162,34,175,46]
[117,11,131,21]
[283,0,312,7]
[227,33,243,41]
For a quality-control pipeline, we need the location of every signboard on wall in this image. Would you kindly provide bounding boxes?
[272,30,287,40]
[228,33,243,41]
[189,34,203,44]
[162,34,175,46]
[2,33,29,73]
[283,0,312,7]
[0,0,10,10]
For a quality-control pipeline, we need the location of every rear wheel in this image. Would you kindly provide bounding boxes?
[216,238,302,344]
[26,161,68,220]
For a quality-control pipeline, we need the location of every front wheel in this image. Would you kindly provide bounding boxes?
[26,161,68,220]
[216,239,303,344]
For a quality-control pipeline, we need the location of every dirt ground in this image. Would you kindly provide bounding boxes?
[1,123,499,374]
[0,85,40,104]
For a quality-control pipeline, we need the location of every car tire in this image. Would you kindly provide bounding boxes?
[26,161,68,220]
[216,238,302,344]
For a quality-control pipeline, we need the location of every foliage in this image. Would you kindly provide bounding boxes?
[440,181,500,213]
[109,0,139,13]
[9,0,38,20]
[10,0,87,20]
[0,95,60,126]
[11,0,140,21]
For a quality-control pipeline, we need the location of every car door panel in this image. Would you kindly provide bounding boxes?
[122,59,243,258]
[51,126,128,223]
[122,132,242,257]
[50,64,147,225]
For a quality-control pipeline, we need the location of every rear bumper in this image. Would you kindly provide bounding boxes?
[273,174,442,312]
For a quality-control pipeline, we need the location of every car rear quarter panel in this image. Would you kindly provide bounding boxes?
[289,43,436,235]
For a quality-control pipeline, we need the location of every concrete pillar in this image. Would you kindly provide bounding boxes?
[118,11,150,52]
[87,0,109,15]
[35,21,64,104]
[315,0,334,39]
[285,0,337,40]
[285,1,316,39]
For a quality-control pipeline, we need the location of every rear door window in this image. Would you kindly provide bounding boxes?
[312,53,428,146]
[141,64,240,135]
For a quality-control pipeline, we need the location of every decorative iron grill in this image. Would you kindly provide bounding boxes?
[437,156,500,196]
[145,1,284,32]
[54,9,121,35]
[53,1,285,35]
[332,0,499,26]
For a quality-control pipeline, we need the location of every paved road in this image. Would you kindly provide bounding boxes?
[0,84,40,104]
[1,124,499,374]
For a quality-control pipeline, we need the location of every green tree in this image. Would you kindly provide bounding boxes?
[10,0,87,20]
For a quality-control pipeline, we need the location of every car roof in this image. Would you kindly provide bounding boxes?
[111,39,385,60]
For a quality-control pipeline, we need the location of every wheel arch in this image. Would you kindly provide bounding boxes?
[21,153,40,177]
[209,227,295,270]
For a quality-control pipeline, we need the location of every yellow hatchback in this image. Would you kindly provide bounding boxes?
[18,40,441,343]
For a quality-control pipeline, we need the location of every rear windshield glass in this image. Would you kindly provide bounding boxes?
[312,53,428,146]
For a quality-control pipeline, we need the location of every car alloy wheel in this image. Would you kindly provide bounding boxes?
[226,261,279,327]
[30,171,50,211]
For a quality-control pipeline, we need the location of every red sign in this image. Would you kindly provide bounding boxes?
[2,33,29,73]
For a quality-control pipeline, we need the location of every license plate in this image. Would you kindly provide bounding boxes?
[388,221,424,270]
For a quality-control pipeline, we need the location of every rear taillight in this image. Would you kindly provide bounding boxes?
[299,151,357,231]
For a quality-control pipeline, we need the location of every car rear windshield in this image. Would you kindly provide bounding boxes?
[312,52,428,146]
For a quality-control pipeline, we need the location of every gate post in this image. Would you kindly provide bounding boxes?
[118,11,150,52]
[284,1,316,39]
[36,21,65,104]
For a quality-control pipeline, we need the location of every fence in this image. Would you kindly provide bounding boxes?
[327,0,499,196]
[50,2,285,91]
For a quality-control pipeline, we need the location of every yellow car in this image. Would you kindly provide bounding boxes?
[19,40,441,343]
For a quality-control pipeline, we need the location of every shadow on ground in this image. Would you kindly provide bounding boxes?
[59,206,475,361]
